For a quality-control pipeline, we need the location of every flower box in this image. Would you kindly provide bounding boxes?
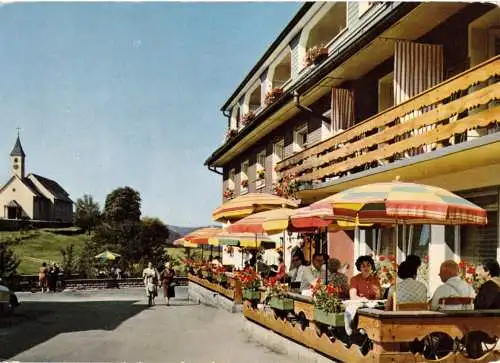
[243,289,261,301]
[269,296,294,311]
[313,307,345,327]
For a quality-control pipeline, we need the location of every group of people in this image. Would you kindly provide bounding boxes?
[38,262,62,293]
[142,262,176,306]
[278,248,500,312]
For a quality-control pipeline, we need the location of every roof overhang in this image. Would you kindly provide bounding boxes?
[297,132,500,204]
[206,2,469,168]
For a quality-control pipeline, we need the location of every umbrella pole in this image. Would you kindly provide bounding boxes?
[282,230,286,270]
[393,222,399,311]
[324,227,328,284]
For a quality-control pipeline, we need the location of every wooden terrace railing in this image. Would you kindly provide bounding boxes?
[276,55,500,184]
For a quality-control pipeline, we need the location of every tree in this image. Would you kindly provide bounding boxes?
[78,239,99,278]
[140,217,170,264]
[103,187,141,224]
[0,242,20,279]
[75,194,101,235]
[60,244,77,276]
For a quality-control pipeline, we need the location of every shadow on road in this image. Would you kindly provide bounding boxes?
[0,300,146,360]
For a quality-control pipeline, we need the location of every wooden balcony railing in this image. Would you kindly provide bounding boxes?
[276,55,500,184]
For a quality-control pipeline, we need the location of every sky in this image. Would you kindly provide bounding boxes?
[0,2,302,227]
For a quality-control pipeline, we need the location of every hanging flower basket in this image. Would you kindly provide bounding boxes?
[313,308,345,327]
[223,188,234,200]
[243,288,261,301]
[265,88,283,106]
[304,45,329,67]
[269,296,294,311]
[241,111,256,126]
[225,129,238,141]
[257,169,265,180]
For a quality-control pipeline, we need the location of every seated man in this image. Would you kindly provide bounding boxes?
[385,261,427,310]
[300,253,325,291]
[430,260,475,310]
[475,259,500,309]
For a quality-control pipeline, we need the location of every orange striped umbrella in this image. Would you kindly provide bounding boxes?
[290,205,370,230]
[212,193,299,222]
[184,227,224,245]
[227,208,296,234]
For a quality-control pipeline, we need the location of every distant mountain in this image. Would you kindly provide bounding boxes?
[167,225,219,237]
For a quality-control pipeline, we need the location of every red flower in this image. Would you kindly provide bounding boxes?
[424,255,429,263]
[388,255,395,262]
[379,256,386,261]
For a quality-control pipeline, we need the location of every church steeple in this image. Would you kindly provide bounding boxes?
[10,130,26,179]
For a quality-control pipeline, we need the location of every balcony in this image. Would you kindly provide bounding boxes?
[276,55,500,194]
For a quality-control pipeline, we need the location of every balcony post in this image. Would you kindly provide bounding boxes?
[428,225,455,296]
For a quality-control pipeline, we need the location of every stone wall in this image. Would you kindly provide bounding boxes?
[188,281,242,313]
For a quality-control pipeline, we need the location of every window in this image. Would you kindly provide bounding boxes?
[240,161,249,193]
[256,151,266,189]
[294,125,308,151]
[228,169,235,190]
[273,139,284,161]
[272,139,284,181]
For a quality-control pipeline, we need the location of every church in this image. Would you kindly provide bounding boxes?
[0,135,73,223]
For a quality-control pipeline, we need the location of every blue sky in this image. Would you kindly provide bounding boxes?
[0,2,302,227]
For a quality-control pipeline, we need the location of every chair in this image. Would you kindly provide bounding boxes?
[397,301,430,311]
[438,296,474,311]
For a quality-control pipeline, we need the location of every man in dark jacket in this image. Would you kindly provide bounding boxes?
[475,259,500,309]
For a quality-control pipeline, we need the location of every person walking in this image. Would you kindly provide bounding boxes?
[39,262,48,293]
[142,262,158,306]
[160,262,176,306]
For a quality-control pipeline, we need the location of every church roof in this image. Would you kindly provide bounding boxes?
[10,136,25,157]
[28,174,73,203]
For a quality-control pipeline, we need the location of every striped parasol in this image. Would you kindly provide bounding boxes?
[212,193,298,222]
[227,208,297,234]
[184,227,224,245]
[94,250,121,261]
[310,181,487,225]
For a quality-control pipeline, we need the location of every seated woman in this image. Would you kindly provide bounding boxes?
[475,259,500,309]
[273,256,286,282]
[327,258,349,299]
[385,260,427,311]
[350,255,381,300]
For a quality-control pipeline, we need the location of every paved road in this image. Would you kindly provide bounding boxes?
[0,288,291,363]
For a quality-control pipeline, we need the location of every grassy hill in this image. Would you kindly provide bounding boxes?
[1,228,89,275]
[1,226,206,275]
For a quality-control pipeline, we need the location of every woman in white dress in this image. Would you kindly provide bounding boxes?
[142,262,158,306]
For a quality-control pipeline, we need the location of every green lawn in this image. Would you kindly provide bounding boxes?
[1,228,90,275]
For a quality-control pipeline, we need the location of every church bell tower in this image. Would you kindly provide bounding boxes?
[10,131,26,179]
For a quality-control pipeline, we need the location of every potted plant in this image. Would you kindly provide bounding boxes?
[223,188,234,200]
[304,45,329,67]
[241,111,256,126]
[311,279,345,327]
[459,260,484,292]
[257,169,265,180]
[236,267,261,301]
[214,265,228,287]
[265,88,283,105]
[376,255,398,290]
[240,179,249,189]
[225,129,238,141]
[263,276,294,311]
